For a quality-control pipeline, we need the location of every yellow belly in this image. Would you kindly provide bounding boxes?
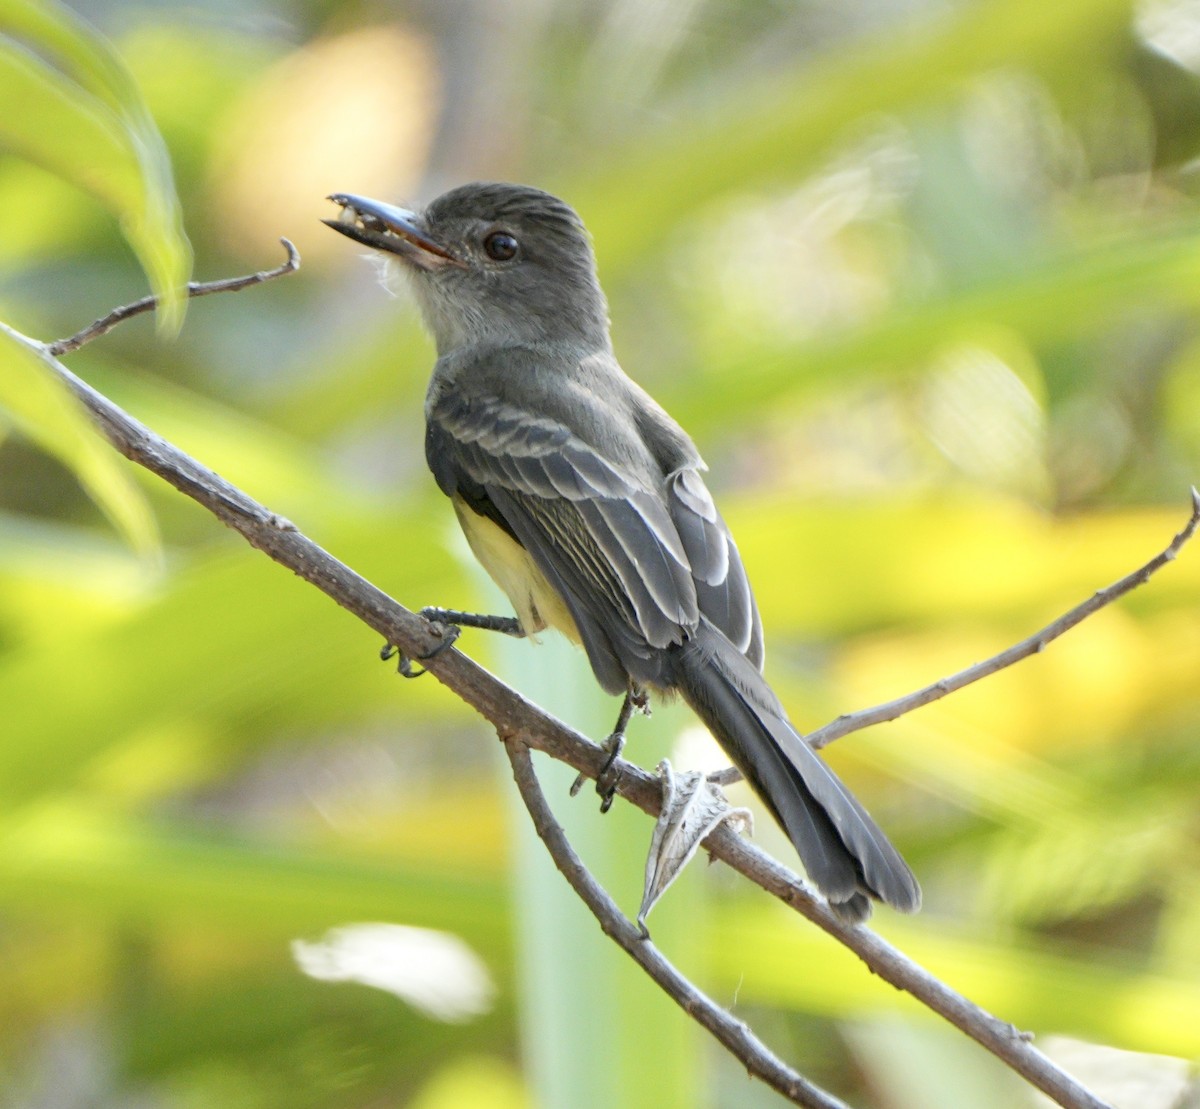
[452,496,581,645]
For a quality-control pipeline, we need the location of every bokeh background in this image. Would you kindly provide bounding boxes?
[1,0,1199,1106]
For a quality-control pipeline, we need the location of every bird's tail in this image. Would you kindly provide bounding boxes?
[670,620,920,922]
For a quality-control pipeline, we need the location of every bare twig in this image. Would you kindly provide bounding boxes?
[505,740,851,1109]
[46,238,301,357]
[806,494,1200,753]
[806,490,1200,750]
[1,292,1140,1109]
[696,824,1115,1109]
[704,490,1200,792]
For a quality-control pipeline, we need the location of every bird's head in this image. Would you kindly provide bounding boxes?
[325,181,611,355]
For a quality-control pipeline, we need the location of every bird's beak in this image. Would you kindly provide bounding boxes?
[323,193,463,268]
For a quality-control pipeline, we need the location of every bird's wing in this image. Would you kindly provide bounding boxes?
[427,389,700,689]
[666,467,764,670]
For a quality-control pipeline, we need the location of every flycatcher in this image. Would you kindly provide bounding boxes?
[325,182,920,922]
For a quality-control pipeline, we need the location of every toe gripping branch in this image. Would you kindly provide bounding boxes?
[381,606,525,678]
[571,686,650,813]
[380,624,460,678]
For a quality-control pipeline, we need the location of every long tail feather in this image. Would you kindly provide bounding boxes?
[670,620,920,922]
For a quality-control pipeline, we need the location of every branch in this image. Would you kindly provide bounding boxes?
[705,492,1200,790]
[805,492,1200,750]
[1,284,1130,1109]
[505,741,852,1109]
[697,822,1114,1109]
[46,239,301,357]
[510,738,1105,1109]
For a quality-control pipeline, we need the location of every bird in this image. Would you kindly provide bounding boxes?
[324,181,920,922]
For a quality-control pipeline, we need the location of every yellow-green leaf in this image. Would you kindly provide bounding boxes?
[0,326,158,555]
[0,0,190,327]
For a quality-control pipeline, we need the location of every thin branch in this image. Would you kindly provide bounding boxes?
[46,238,301,357]
[0,300,1132,1109]
[705,492,1200,791]
[696,822,1115,1109]
[806,490,1200,750]
[505,740,851,1109]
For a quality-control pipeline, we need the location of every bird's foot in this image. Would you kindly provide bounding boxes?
[594,731,626,813]
[380,616,461,679]
[570,730,626,812]
[569,687,649,812]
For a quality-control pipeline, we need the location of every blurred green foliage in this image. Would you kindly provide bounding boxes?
[1,0,1199,1107]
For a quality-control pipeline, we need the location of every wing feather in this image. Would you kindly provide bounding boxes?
[429,391,698,679]
[666,469,763,668]
[428,386,764,677]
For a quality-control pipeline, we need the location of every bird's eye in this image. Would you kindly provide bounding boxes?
[483,231,519,261]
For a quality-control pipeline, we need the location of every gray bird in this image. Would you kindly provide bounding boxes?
[325,181,920,922]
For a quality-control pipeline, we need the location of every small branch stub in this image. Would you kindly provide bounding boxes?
[48,238,300,357]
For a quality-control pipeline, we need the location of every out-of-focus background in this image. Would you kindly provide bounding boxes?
[1,1,1199,1106]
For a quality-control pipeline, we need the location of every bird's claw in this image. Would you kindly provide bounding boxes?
[380,641,423,678]
[569,730,626,811]
[379,619,461,679]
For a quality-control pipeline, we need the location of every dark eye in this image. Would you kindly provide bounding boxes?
[483,230,519,261]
